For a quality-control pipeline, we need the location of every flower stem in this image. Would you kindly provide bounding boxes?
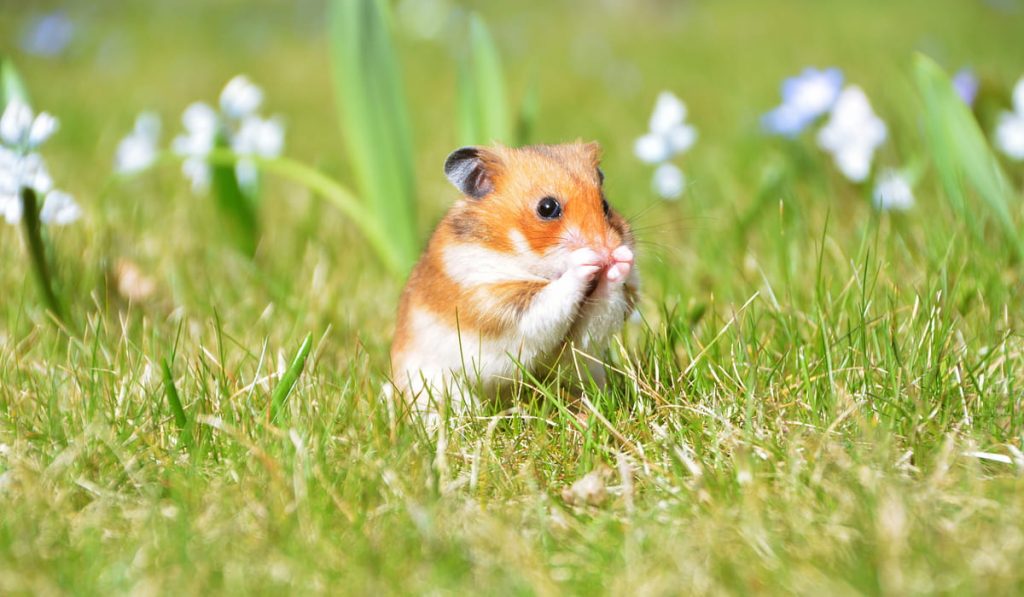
[20,187,65,323]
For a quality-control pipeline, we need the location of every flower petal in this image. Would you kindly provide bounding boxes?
[21,153,53,194]
[634,132,670,164]
[652,162,684,199]
[781,67,843,119]
[952,69,979,107]
[220,75,264,119]
[1013,76,1024,115]
[995,111,1024,161]
[817,86,887,181]
[763,104,812,137]
[234,115,284,157]
[27,112,59,147]
[39,189,81,225]
[833,146,872,183]
[181,156,211,194]
[181,102,217,137]
[649,91,686,134]
[0,192,23,225]
[0,99,33,146]
[666,123,697,154]
[872,169,914,211]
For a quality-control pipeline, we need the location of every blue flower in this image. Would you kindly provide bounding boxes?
[952,69,979,107]
[20,11,74,58]
[763,67,843,137]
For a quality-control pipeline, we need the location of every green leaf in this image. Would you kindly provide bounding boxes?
[456,13,511,146]
[515,76,540,146]
[203,150,402,276]
[270,333,314,424]
[210,137,260,256]
[329,0,419,274]
[913,54,1024,261]
[1,58,30,108]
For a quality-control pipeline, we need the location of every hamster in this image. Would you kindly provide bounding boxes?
[390,142,639,413]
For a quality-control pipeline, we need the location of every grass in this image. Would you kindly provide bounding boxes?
[2,0,1024,593]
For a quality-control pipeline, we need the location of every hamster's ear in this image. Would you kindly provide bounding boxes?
[444,147,498,199]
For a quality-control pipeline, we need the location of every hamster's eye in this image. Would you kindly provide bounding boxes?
[601,198,610,217]
[536,196,562,220]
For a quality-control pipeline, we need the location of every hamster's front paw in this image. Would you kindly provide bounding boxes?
[606,245,633,283]
[568,248,604,283]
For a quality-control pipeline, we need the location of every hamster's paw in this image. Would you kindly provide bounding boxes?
[606,245,634,283]
[568,248,604,283]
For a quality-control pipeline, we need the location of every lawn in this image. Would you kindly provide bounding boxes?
[2,0,1024,594]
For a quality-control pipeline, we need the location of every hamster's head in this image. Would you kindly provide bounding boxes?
[442,142,633,281]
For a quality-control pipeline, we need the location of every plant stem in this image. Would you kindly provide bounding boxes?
[20,187,65,323]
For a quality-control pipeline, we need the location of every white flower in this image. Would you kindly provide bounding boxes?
[235,115,284,158]
[817,86,887,182]
[220,75,263,119]
[172,102,219,193]
[0,149,78,226]
[652,162,684,199]
[634,133,670,164]
[181,157,211,195]
[0,100,78,226]
[996,113,1024,160]
[649,92,687,134]
[994,77,1024,161]
[0,99,59,149]
[172,102,217,157]
[233,115,284,189]
[634,91,697,164]
[115,112,161,174]
[39,189,81,225]
[0,194,22,225]
[173,77,285,194]
[0,100,32,146]
[872,170,914,211]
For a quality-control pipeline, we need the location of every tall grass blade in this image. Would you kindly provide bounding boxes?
[161,358,192,447]
[913,54,1024,261]
[329,0,418,273]
[457,13,511,145]
[270,333,314,424]
[515,77,540,145]
[1,58,30,107]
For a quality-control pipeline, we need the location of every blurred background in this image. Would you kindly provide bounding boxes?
[1,0,1022,356]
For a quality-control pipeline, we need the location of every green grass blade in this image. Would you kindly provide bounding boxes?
[913,54,1024,261]
[270,333,314,424]
[161,358,191,447]
[329,0,418,273]
[457,13,511,145]
[1,58,30,107]
[456,57,481,147]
